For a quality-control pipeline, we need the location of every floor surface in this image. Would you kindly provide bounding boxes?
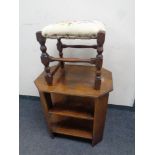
[19,97,135,155]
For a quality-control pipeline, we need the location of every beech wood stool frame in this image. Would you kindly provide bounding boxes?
[36,31,105,90]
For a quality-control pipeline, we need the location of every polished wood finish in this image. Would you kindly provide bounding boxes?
[39,92,54,138]
[62,44,97,49]
[35,65,112,146]
[92,94,109,146]
[36,31,105,90]
[51,117,93,139]
[95,31,105,90]
[49,56,96,64]
[35,65,113,98]
[36,31,52,85]
[49,99,94,120]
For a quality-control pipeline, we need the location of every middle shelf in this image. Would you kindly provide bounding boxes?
[48,101,94,120]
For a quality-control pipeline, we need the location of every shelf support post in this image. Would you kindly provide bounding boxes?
[39,92,55,138]
[92,93,109,146]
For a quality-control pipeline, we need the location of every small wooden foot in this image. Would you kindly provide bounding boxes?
[92,137,102,146]
[95,75,101,90]
[45,73,53,85]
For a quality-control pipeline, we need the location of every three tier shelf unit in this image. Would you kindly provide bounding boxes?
[35,65,113,146]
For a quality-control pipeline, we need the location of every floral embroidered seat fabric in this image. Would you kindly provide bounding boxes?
[42,20,106,39]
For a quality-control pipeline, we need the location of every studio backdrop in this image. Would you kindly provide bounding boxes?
[19,0,135,106]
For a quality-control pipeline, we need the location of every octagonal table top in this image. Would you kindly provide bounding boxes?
[35,65,113,98]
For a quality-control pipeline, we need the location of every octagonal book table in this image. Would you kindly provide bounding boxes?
[34,65,113,146]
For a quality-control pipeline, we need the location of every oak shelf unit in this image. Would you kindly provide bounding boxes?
[48,95,94,139]
[35,65,113,146]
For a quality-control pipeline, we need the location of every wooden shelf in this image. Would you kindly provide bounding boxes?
[49,102,94,120]
[36,65,113,145]
[51,118,93,139]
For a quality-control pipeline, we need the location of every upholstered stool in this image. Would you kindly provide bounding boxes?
[36,20,106,90]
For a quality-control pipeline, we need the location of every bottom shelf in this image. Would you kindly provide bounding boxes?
[51,117,93,139]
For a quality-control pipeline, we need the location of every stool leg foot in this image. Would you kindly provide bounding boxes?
[95,74,101,90]
[45,73,53,85]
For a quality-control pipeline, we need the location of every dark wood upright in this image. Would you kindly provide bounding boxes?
[35,65,113,146]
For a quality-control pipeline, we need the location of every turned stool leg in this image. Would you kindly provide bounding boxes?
[95,31,105,90]
[57,39,64,68]
[36,31,53,85]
